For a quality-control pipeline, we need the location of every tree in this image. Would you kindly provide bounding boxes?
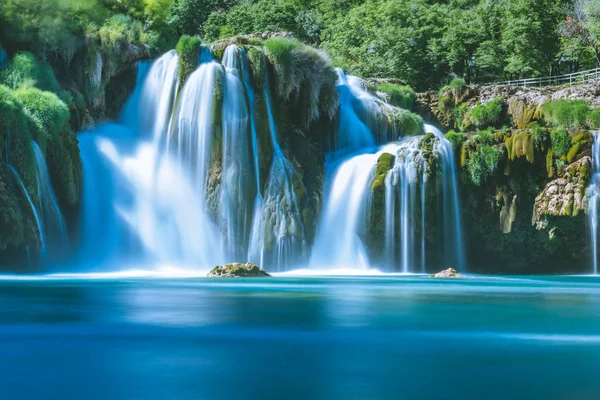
[563,0,600,67]
[167,0,238,36]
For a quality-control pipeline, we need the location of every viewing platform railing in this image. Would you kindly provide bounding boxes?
[484,67,600,88]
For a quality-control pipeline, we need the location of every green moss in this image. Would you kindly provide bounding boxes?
[566,143,580,164]
[507,130,534,163]
[371,153,395,191]
[550,127,571,157]
[247,47,265,89]
[376,83,415,110]
[542,99,590,129]
[462,97,504,130]
[176,35,202,86]
[546,148,554,177]
[264,37,338,126]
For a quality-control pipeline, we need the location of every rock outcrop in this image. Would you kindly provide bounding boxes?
[532,156,590,229]
[208,263,271,278]
[430,268,465,278]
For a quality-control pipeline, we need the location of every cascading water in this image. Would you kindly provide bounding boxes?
[6,165,45,255]
[0,41,7,69]
[587,131,600,274]
[426,124,466,271]
[248,58,306,270]
[32,141,68,255]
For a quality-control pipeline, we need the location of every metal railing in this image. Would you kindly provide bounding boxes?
[484,67,600,88]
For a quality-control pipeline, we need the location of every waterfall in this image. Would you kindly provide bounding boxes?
[248,59,306,270]
[588,132,600,274]
[6,165,45,254]
[426,124,466,271]
[310,151,381,269]
[220,45,253,259]
[384,138,426,273]
[31,141,68,253]
[0,41,7,69]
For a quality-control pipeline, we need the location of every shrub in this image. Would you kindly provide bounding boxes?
[14,88,70,151]
[446,78,466,103]
[587,109,600,130]
[530,123,548,150]
[550,127,571,157]
[376,83,415,110]
[264,37,338,125]
[445,130,465,150]
[387,108,424,136]
[175,35,201,85]
[542,99,590,129]
[466,144,502,186]
[471,97,504,128]
[0,52,60,93]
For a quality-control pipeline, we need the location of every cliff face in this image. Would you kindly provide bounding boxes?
[414,82,600,273]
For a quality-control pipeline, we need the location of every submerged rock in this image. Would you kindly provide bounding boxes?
[430,268,465,278]
[207,263,271,278]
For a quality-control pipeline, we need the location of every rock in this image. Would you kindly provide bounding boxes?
[430,268,465,278]
[207,263,271,278]
[532,156,591,229]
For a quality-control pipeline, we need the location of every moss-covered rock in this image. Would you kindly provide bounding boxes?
[208,262,271,277]
[532,156,590,228]
[175,35,201,87]
[371,153,395,191]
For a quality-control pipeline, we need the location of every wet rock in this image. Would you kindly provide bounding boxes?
[532,156,591,229]
[430,268,465,278]
[207,262,271,278]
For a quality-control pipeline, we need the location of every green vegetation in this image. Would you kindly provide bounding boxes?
[376,83,414,110]
[469,97,504,129]
[542,100,591,130]
[466,143,502,186]
[550,127,572,157]
[445,130,466,150]
[175,35,201,85]
[371,153,395,191]
[264,37,338,126]
[0,52,59,93]
[387,108,424,136]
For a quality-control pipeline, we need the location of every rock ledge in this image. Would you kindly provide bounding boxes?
[208,263,271,278]
[430,268,465,278]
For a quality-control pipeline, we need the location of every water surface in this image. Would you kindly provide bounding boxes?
[1,274,599,399]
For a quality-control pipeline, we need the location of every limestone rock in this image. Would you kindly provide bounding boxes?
[207,263,271,278]
[532,156,591,229]
[430,268,465,278]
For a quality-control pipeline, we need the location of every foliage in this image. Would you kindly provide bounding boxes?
[445,130,465,150]
[264,37,338,125]
[371,152,395,191]
[587,108,600,129]
[0,52,60,93]
[550,127,572,157]
[168,0,236,36]
[175,35,201,84]
[466,143,502,186]
[542,99,591,129]
[467,97,504,129]
[376,83,414,110]
[387,108,424,136]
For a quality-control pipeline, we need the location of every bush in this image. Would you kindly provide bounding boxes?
[587,109,600,130]
[542,99,590,129]
[466,143,502,186]
[264,37,338,125]
[470,97,504,129]
[550,127,571,157]
[445,130,465,150]
[14,87,70,151]
[387,108,424,136]
[175,35,201,85]
[0,52,60,93]
[376,83,415,110]
[447,78,466,103]
[530,123,548,150]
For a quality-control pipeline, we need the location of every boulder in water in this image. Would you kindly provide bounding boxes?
[208,263,271,278]
[430,268,465,278]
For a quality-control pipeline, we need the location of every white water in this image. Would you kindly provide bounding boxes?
[31,141,68,254]
[6,165,45,255]
[587,131,600,274]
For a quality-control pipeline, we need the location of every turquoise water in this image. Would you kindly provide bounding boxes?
[1,274,600,399]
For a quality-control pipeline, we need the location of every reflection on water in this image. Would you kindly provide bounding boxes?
[0,275,600,399]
